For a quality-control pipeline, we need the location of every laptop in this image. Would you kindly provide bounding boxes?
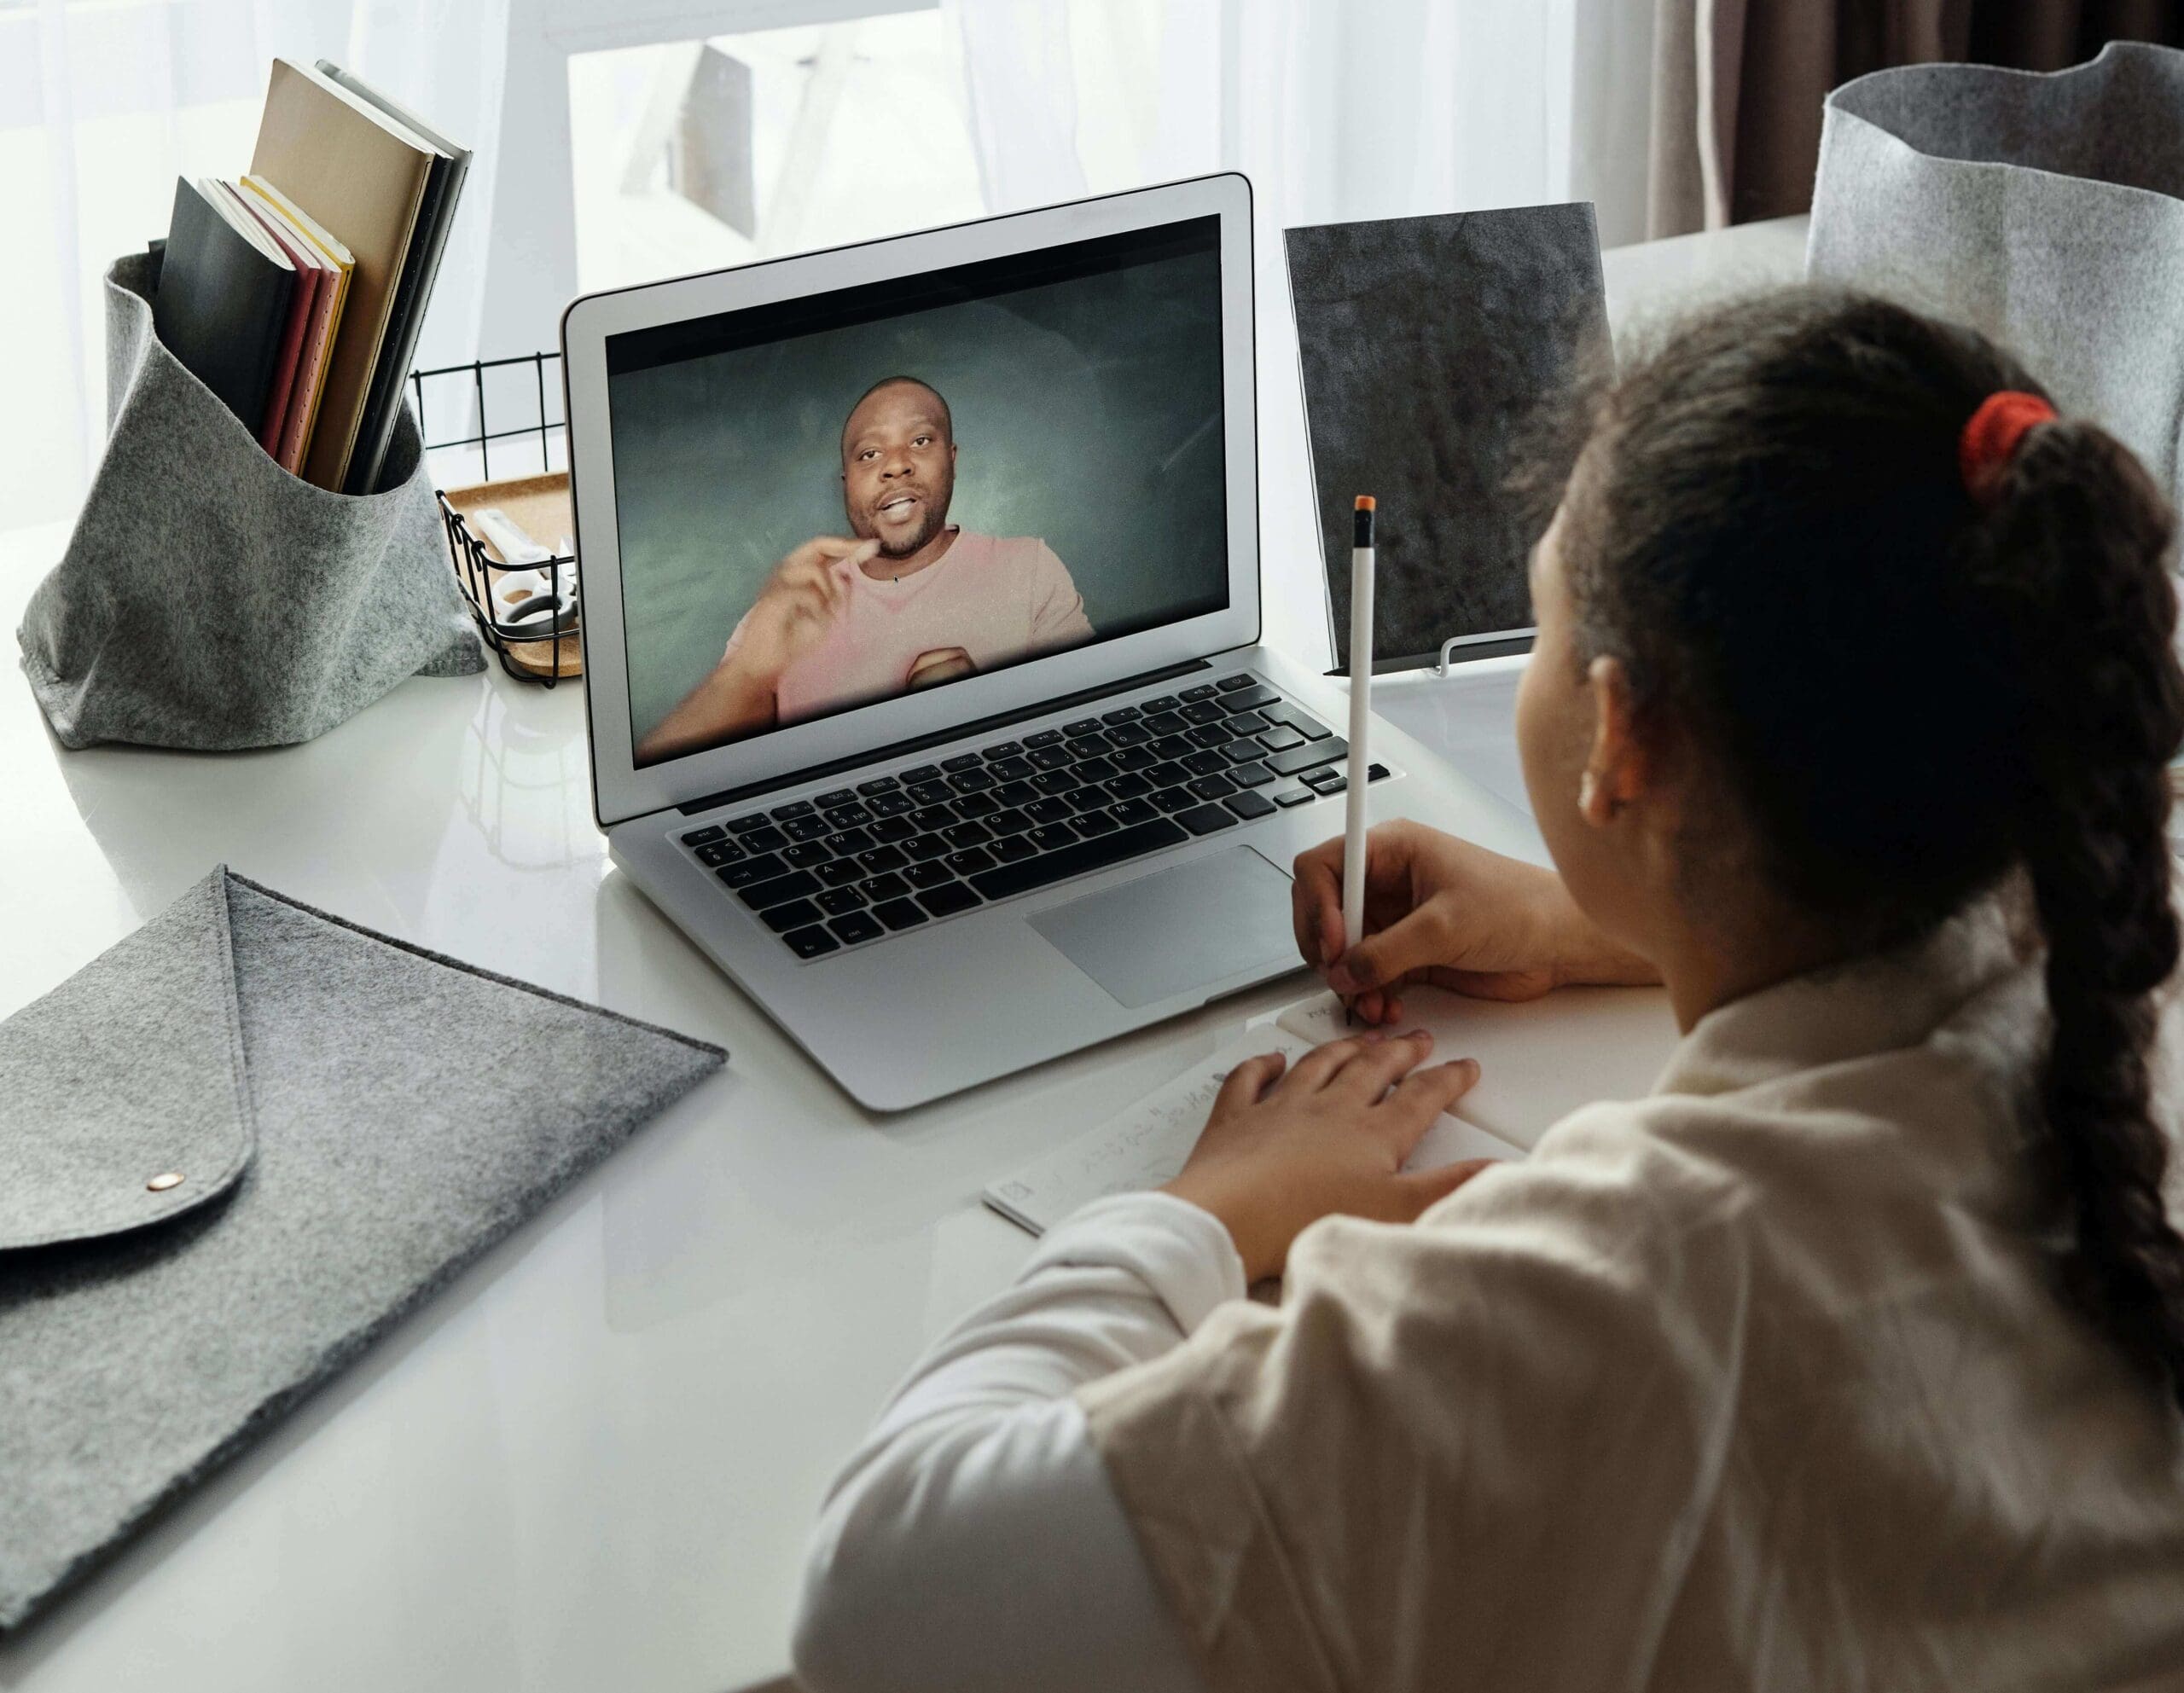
[561,172,1536,1110]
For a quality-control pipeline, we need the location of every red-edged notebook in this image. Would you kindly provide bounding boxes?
[212,180,317,458]
[227,183,340,475]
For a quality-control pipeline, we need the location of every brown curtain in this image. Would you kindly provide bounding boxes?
[1647,0,2184,236]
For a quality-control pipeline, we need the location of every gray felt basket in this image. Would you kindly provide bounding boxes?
[15,252,482,751]
[1808,42,2184,514]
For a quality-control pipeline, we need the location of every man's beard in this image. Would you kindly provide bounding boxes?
[872,484,951,558]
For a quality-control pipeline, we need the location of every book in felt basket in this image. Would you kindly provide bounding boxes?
[14,252,482,752]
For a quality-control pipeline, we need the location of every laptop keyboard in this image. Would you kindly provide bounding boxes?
[676,671,1390,961]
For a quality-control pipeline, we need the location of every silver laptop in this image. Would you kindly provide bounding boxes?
[561,173,1532,1110]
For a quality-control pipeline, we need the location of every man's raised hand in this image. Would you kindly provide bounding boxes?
[733,537,877,682]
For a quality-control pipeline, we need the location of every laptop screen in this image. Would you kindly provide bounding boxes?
[604,217,1230,768]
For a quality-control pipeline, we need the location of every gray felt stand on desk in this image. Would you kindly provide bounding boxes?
[0,869,724,1630]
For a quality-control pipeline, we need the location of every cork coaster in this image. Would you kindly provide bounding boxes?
[442,473,582,680]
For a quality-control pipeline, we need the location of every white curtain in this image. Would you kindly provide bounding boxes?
[2,0,504,530]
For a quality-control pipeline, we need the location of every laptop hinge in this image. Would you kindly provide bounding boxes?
[675,658,1215,816]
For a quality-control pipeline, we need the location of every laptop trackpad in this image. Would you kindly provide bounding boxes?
[1027,846,1298,1009]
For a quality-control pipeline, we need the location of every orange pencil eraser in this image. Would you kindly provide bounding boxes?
[1354,495,1376,511]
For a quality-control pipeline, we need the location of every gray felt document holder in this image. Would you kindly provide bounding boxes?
[0,869,724,1630]
[1809,42,2184,515]
[15,252,482,752]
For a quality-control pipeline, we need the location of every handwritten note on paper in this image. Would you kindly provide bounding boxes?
[981,1015,1531,1239]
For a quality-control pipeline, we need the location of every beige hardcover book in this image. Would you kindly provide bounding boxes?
[239,177,353,472]
[249,58,434,490]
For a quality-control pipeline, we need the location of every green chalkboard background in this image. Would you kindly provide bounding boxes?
[610,248,1230,745]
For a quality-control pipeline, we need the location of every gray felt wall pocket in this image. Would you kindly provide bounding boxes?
[15,252,482,751]
[1808,43,2184,513]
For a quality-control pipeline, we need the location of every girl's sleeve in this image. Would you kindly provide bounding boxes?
[793,1191,1236,1693]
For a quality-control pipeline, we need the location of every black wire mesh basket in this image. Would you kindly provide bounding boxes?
[410,352,580,686]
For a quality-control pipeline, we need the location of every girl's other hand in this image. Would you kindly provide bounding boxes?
[1162,1031,1489,1283]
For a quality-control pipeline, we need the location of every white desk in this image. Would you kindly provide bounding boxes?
[0,217,1803,1693]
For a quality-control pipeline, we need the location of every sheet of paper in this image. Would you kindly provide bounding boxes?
[1276,982,1675,1150]
[982,1019,1528,1238]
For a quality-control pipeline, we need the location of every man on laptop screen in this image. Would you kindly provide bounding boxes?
[636,374,1092,762]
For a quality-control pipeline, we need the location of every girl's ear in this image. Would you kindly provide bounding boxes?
[1579,654,1647,827]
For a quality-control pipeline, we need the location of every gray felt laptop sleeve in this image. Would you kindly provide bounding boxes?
[0,868,724,1630]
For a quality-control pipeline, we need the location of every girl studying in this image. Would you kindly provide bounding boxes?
[793,290,2184,1690]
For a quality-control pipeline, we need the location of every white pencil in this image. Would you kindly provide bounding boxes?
[1343,496,1375,989]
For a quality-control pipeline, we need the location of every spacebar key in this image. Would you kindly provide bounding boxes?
[969,818,1188,900]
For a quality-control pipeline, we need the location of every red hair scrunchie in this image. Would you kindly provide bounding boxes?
[1960,390,2058,502]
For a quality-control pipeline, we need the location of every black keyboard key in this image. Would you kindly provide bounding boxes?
[869,815,917,843]
[823,827,875,855]
[742,825,788,853]
[919,880,983,919]
[1110,745,1157,773]
[904,861,956,890]
[739,869,822,910]
[829,910,886,945]
[1140,693,1180,714]
[1176,803,1238,837]
[1068,733,1114,758]
[1214,673,1254,692]
[1065,785,1113,814]
[682,825,727,846]
[863,871,913,902]
[1310,774,1348,795]
[1108,796,1157,826]
[955,791,1002,820]
[1219,739,1263,765]
[1304,765,1348,791]
[1229,761,1274,788]
[947,846,996,875]
[1025,797,1074,825]
[1026,821,1082,852]
[1188,773,1237,801]
[1224,789,1277,820]
[782,842,832,869]
[816,886,866,915]
[941,752,984,773]
[782,924,839,960]
[727,812,771,834]
[1370,762,1391,781]
[907,780,953,806]
[1269,781,1316,808]
[1265,703,1332,740]
[1223,683,1281,711]
[1151,787,1197,815]
[904,833,950,861]
[775,800,816,820]
[944,820,994,848]
[719,853,786,888]
[971,817,1189,901]
[1223,711,1270,737]
[983,740,1024,760]
[1105,722,1152,747]
[991,834,1037,862]
[1025,728,1065,749]
[1101,705,1141,724]
[1146,761,1191,788]
[1028,745,1073,772]
[873,896,928,931]
[867,791,916,818]
[761,896,823,932]
[1063,717,1101,736]
[899,763,943,784]
[1267,738,1347,777]
[1108,772,1153,799]
[1179,683,1218,702]
[815,788,857,809]
[856,776,900,796]
[1075,755,1119,782]
[1148,735,1194,761]
[1182,750,1228,777]
[1180,699,1227,726]
[694,839,744,867]
[988,757,1035,782]
[822,803,873,830]
[987,806,1033,835]
[857,844,909,874]
[784,815,831,841]
[1186,725,1231,751]
[1076,809,1120,837]
[1257,724,1307,752]
[1142,711,1186,736]
[949,767,996,793]
[993,780,1039,808]
[817,859,866,888]
[909,804,959,832]
[1031,768,1082,796]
